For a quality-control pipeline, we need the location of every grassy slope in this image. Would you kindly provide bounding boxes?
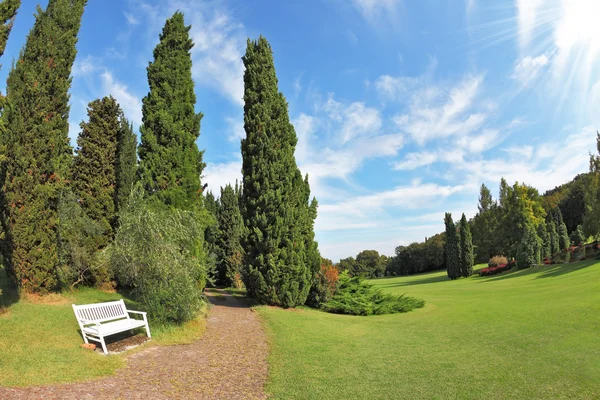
[257,261,600,399]
[0,266,206,387]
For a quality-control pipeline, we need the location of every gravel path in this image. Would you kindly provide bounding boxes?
[0,289,268,399]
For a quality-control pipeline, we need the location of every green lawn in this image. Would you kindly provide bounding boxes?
[0,266,206,387]
[257,261,600,399]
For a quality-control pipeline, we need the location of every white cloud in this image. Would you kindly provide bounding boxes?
[374,75,413,100]
[351,0,401,22]
[393,75,487,145]
[456,128,502,154]
[72,55,99,77]
[124,12,140,25]
[225,115,244,142]
[516,0,546,50]
[393,152,438,170]
[202,156,242,195]
[512,54,549,84]
[100,70,143,126]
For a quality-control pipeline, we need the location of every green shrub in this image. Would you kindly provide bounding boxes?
[517,224,541,269]
[321,271,424,316]
[57,190,112,289]
[108,186,210,325]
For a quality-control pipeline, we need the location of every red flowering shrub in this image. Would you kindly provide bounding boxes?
[479,260,515,276]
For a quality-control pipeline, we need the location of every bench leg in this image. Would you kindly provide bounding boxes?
[143,315,151,338]
[99,336,108,355]
[82,334,89,344]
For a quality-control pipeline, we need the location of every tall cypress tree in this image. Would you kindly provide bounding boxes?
[115,115,137,213]
[241,36,319,307]
[459,213,473,277]
[72,96,120,246]
[444,213,460,280]
[138,12,204,210]
[0,0,21,262]
[1,0,86,293]
[215,184,244,286]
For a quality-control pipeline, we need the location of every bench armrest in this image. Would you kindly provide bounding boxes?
[127,310,147,315]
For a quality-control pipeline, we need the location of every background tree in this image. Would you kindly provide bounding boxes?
[471,184,497,262]
[138,12,204,210]
[558,220,570,250]
[444,213,460,280]
[72,96,120,245]
[537,223,551,260]
[459,213,473,277]
[584,132,600,238]
[1,0,86,293]
[337,257,357,274]
[570,225,585,247]
[240,36,319,307]
[215,184,244,286]
[517,224,540,269]
[547,220,560,255]
[115,115,137,214]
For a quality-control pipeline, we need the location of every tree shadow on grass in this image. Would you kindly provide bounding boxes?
[0,264,20,309]
[475,259,598,283]
[374,273,450,288]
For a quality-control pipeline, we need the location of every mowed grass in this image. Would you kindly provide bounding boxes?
[0,266,207,387]
[257,261,600,399]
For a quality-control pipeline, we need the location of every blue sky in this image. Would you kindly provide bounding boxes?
[1,0,599,261]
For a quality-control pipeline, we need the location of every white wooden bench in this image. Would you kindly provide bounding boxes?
[72,299,151,354]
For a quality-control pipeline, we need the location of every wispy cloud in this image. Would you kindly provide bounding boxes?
[512,54,549,85]
[100,70,143,126]
[124,12,140,25]
[392,74,487,145]
[351,0,402,23]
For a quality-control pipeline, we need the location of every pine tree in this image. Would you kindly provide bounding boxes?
[547,221,559,255]
[138,12,204,210]
[444,213,460,280]
[203,190,219,284]
[583,132,600,238]
[1,0,86,293]
[558,221,570,250]
[215,184,244,286]
[72,96,120,246]
[240,36,319,307]
[537,223,551,260]
[115,115,137,213]
[517,224,540,269]
[459,213,473,277]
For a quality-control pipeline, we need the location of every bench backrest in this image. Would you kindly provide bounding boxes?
[72,299,128,323]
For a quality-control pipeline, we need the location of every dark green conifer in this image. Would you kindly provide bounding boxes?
[547,221,559,255]
[517,224,540,269]
[138,11,204,210]
[1,0,86,293]
[537,223,551,260]
[72,96,120,246]
[570,224,585,246]
[0,0,21,261]
[215,184,244,286]
[115,116,137,213]
[558,221,570,250]
[240,36,319,307]
[444,213,460,280]
[459,213,473,277]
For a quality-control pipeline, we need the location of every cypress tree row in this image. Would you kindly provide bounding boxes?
[115,115,137,214]
[459,213,473,277]
[215,184,244,286]
[1,0,86,293]
[240,36,319,307]
[558,221,570,250]
[444,213,460,280]
[138,11,204,210]
[72,96,120,246]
